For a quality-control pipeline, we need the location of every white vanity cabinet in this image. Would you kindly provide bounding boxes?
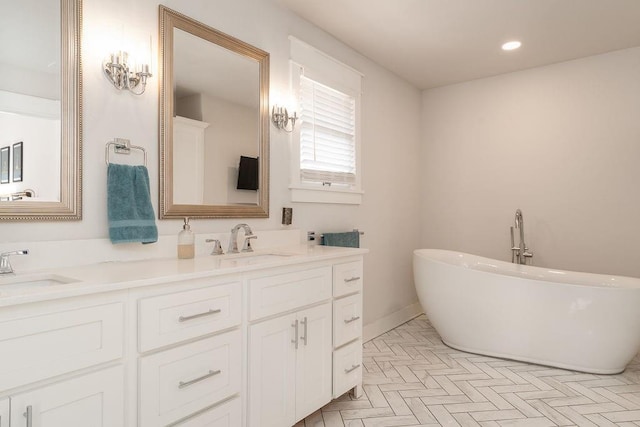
[0,245,366,427]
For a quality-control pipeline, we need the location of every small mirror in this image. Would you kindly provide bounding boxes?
[0,0,82,220]
[159,6,269,218]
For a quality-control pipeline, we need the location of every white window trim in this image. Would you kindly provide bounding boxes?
[288,37,363,205]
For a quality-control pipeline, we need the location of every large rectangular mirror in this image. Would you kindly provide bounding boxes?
[0,0,82,220]
[159,6,270,219]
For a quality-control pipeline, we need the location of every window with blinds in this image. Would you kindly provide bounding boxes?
[289,36,363,204]
[299,75,356,186]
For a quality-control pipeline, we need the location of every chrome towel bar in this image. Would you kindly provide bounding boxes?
[307,229,364,242]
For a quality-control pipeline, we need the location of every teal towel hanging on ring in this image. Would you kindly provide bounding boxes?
[107,163,158,244]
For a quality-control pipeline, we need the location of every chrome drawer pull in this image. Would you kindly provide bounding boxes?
[178,369,221,389]
[344,276,361,283]
[300,317,308,346]
[291,320,299,349]
[344,364,361,374]
[344,315,360,324]
[179,308,221,322]
[24,406,33,427]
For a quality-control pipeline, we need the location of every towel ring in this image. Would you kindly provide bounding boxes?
[105,138,147,166]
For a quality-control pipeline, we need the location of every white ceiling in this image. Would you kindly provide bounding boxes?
[278,0,640,90]
[0,0,60,75]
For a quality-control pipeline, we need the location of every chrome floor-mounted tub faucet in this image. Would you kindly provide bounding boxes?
[511,209,533,264]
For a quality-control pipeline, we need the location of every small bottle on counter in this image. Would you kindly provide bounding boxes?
[177,217,195,259]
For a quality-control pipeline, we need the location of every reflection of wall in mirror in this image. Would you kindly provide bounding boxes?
[0,110,60,201]
[0,63,60,101]
[176,93,259,205]
[173,115,209,205]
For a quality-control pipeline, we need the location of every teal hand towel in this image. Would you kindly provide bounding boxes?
[322,231,360,248]
[107,163,158,244]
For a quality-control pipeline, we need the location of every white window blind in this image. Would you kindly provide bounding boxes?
[299,75,356,186]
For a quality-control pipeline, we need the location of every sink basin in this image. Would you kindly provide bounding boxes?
[0,273,79,292]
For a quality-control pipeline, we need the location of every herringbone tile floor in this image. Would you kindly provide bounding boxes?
[298,315,640,427]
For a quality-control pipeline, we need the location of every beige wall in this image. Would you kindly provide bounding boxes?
[421,47,640,277]
[0,0,423,329]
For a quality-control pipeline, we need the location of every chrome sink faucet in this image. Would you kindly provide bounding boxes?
[0,249,29,274]
[511,209,533,265]
[228,224,257,254]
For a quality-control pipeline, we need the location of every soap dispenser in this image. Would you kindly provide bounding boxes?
[178,217,195,259]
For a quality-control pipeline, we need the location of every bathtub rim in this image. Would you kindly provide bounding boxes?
[414,248,640,290]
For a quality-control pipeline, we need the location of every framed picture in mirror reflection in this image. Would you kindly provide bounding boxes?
[0,146,9,184]
[12,142,22,182]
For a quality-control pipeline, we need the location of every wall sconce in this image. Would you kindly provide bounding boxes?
[103,51,152,95]
[271,105,298,132]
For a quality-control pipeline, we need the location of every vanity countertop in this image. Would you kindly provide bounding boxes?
[0,244,367,307]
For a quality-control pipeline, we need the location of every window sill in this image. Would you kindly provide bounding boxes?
[289,185,363,205]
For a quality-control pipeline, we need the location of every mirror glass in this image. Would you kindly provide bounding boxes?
[0,0,81,220]
[160,6,269,218]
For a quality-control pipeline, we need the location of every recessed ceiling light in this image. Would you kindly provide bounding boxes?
[502,41,522,51]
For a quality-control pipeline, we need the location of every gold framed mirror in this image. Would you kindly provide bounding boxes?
[159,6,269,219]
[0,0,82,220]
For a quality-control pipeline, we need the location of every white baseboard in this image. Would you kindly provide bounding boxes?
[363,302,424,342]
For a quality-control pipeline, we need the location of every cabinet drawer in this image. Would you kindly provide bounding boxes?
[333,339,363,398]
[139,281,241,352]
[174,397,241,426]
[139,329,241,427]
[0,301,124,391]
[333,293,362,348]
[249,266,331,321]
[333,260,363,297]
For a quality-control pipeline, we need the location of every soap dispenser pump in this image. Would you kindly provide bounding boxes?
[178,217,195,259]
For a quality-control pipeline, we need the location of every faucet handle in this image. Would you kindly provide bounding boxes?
[241,235,258,252]
[205,239,224,256]
[0,249,29,274]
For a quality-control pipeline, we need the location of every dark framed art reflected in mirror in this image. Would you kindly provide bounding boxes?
[12,142,22,182]
[0,146,9,184]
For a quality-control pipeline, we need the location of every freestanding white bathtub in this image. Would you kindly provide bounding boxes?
[413,249,640,374]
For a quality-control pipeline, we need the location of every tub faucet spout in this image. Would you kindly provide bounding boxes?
[511,209,533,264]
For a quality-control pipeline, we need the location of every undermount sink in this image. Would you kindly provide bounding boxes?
[0,273,79,291]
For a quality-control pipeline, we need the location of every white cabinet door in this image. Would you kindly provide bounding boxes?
[249,313,297,427]
[295,303,333,421]
[0,397,9,427]
[10,365,124,427]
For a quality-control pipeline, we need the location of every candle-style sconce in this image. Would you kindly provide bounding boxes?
[103,51,152,95]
